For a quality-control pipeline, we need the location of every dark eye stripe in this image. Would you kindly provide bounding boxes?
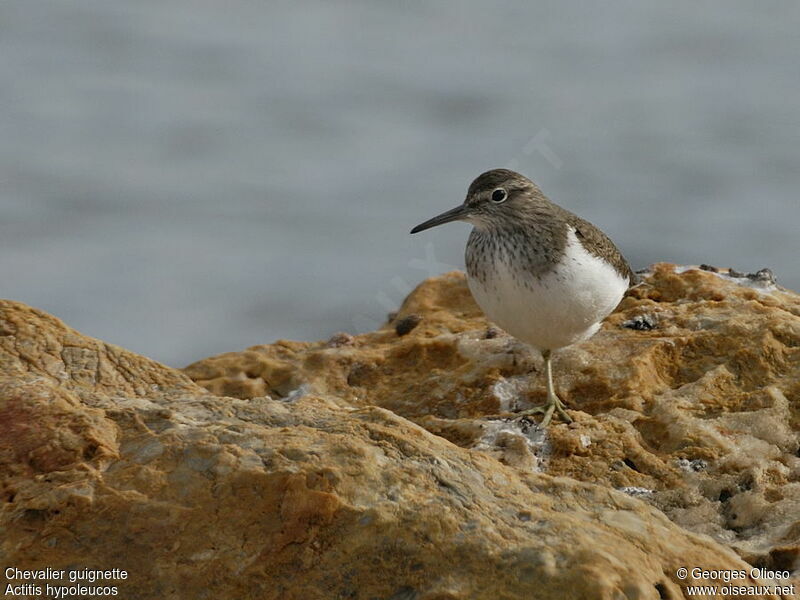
[491,188,507,203]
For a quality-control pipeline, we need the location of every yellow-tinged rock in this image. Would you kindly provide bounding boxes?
[0,262,798,598]
[186,264,800,577]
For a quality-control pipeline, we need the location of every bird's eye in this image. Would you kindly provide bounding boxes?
[491,188,507,203]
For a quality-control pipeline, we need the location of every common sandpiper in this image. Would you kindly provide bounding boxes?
[411,168,633,426]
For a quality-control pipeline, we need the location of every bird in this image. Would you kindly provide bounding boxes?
[410,168,633,426]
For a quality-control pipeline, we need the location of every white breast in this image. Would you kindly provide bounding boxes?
[467,226,629,351]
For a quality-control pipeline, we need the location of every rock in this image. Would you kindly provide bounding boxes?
[185,264,800,579]
[0,261,797,598]
[394,314,423,336]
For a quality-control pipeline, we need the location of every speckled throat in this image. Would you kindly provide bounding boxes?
[465,202,633,286]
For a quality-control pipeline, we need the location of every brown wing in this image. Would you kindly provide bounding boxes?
[561,210,635,285]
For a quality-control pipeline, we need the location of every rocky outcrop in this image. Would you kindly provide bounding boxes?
[2,263,798,599]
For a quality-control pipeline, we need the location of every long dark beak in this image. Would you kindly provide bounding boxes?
[410,204,470,234]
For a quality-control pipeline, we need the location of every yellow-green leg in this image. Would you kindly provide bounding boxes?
[516,349,573,426]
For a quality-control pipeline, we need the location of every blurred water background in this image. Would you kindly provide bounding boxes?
[1,2,798,366]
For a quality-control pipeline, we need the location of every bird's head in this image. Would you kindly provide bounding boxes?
[410,168,546,234]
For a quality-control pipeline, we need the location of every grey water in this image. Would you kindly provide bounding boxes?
[1,1,798,366]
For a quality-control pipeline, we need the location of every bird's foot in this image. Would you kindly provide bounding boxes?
[515,394,573,427]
